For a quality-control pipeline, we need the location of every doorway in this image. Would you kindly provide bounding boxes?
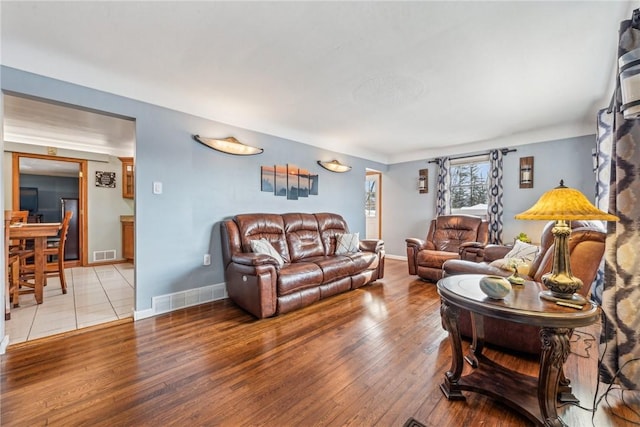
[3,93,136,344]
[365,171,382,239]
[12,153,87,267]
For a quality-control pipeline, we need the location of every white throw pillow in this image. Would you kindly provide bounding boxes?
[504,240,539,263]
[335,232,360,255]
[250,238,285,267]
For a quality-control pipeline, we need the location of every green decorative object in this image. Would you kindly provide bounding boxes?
[515,232,532,243]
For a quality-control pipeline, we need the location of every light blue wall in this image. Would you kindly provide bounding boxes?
[1,66,386,311]
[0,65,597,314]
[383,135,597,256]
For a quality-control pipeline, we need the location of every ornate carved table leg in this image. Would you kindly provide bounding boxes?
[539,327,571,427]
[439,300,465,400]
[465,312,485,368]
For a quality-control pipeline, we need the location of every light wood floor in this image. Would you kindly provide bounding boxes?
[1,260,638,426]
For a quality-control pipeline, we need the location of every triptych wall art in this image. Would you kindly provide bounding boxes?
[261,164,319,200]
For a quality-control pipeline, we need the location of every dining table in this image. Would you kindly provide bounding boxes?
[9,222,61,304]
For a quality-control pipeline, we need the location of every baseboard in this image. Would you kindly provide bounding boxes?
[1,334,9,355]
[385,254,407,261]
[134,282,228,320]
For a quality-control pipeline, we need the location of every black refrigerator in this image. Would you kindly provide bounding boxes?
[61,198,80,261]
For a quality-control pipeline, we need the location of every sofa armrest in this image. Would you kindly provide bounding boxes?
[232,253,281,268]
[225,259,279,319]
[360,239,384,253]
[459,241,485,261]
[405,238,427,250]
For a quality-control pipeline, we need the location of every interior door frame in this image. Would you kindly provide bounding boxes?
[11,152,88,267]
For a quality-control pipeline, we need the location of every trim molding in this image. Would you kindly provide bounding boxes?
[385,254,407,261]
[1,334,10,355]
[134,282,228,320]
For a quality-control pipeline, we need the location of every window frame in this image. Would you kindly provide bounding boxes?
[449,154,490,219]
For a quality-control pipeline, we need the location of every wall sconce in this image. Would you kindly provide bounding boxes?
[193,135,263,155]
[519,156,534,189]
[317,160,352,173]
[418,169,428,193]
[619,47,640,120]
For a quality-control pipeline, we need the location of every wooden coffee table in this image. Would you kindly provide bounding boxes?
[437,274,600,427]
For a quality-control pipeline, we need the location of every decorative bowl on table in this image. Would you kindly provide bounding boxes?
[479,275,512,300]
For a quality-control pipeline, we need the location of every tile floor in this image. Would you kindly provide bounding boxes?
[6,263,134,344]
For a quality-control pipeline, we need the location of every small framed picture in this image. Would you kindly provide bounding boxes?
[95,171,116,188]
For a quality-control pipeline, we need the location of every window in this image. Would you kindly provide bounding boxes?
[365,178,377,217]
[450,155,490,218]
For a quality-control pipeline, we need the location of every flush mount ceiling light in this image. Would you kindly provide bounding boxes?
[193,135,263,156]
[317,160,352,173]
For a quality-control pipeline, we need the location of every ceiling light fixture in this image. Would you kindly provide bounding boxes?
[193,135,263,156]
[317,160,352,173]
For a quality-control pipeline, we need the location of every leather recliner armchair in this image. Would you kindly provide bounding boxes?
[406,215,489,283]
[442,220,606,354]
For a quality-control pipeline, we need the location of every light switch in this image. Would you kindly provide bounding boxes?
[153,181,163,194]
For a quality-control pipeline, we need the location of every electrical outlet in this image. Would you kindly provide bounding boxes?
[203,254,211,266]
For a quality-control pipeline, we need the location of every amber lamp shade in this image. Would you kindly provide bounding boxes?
[515,180,619,305]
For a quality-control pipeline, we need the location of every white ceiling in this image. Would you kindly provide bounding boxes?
[1,1,634,164]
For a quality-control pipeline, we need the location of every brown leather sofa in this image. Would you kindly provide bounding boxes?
[221,212,385,318]
[442,220,606,354]
[406,214,488,283]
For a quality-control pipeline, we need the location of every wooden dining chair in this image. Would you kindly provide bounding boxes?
[8,210,29,250]
[5,211,21,319]
[17,211,73,305]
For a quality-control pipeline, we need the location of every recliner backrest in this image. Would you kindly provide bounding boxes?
[429,215,487,253]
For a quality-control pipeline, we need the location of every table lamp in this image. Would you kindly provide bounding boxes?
[515,180,619,305]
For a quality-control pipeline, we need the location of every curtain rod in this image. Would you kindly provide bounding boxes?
[427,148,516,164]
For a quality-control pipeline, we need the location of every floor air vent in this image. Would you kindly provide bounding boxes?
[151,284,227,315]
[93,250,117,262]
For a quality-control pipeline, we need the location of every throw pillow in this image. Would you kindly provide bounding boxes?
[503,240,539,263]
[250,238,285,267]
[489,258,531,276]
[335,232,360,255]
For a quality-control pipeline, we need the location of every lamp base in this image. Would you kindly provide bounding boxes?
[539,290,588,306]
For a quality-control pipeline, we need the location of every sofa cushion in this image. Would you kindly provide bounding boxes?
[335,232,360,254]
[306,255,357,283]
[250,238,285,267]
[282,213,325,261]
[417,249,459,269]
[344,251,379,272]
[315,213,350,255]
[235,213,290,262]
[277,262,323,295]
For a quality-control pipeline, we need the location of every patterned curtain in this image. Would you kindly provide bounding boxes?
[592,108,614,304]
[487,149,504,244]
[599,12,640,390]
[435,157,450,216]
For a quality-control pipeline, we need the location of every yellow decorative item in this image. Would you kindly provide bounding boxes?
[515,180,619,305]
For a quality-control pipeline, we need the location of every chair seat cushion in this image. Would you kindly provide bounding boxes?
[277,262,323,295]
[305,256,357,283]
[417,250,459,268]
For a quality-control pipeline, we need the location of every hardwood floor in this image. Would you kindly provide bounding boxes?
[1,259,638,426]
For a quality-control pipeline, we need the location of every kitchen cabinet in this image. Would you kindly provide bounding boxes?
[121,215,134,261]
[119,157,134,199]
